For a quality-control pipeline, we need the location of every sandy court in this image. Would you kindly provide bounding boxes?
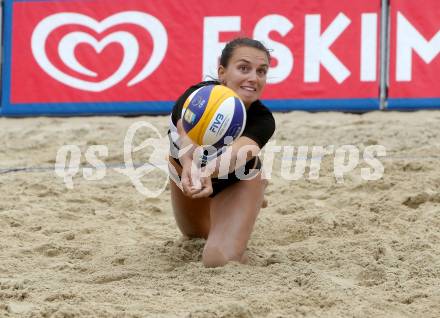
[0,110,439,317]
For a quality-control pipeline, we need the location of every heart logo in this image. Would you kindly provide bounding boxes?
[31,11,168,92]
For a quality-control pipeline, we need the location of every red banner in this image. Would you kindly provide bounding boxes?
[389,0,440,99]
[6,0,381,113]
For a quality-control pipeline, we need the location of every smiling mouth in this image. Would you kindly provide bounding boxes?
[240,86,256,92]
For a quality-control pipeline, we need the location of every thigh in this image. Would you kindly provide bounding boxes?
[206,173,267,260]
[169,157,211,239]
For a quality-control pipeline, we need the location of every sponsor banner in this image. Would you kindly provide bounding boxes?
[388,0,440,109]
[1,0,380,116]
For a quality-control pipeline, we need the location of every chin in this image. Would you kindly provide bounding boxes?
[242,99,255,108]
[238,94,256,105]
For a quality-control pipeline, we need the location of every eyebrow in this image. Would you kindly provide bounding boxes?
[236,59,269,68]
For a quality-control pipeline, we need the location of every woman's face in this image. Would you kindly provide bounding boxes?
[218,46,269,108]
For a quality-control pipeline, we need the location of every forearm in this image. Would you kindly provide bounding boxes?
[204,137,260,178]
[175,120,199,166]
[175,120,260,178]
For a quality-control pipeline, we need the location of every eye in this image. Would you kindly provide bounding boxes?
[238,65,249,72]
[257,68,268,76]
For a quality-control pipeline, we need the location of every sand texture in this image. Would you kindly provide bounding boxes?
[0,110,439,317]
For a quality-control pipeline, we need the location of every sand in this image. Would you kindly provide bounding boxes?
[0,110,439,317]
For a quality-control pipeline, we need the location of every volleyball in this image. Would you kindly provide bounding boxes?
[181,85,246,148]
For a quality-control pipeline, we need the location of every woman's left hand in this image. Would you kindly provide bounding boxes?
[186,165,213,199]
[190,173,213,199]
[181,160,213,199]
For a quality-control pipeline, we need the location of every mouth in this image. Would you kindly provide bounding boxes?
[240,86,257,92]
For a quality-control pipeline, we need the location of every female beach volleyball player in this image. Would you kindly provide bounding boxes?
[168,38,275,267]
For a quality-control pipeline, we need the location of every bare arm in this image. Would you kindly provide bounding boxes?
[175,119,261,195]
[175,120,213,198]
[204,136,261,178]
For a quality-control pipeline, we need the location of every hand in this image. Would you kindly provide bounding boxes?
[181,161,213,199]
[191,174,213,199]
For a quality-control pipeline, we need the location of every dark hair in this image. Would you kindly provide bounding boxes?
[219,37,271,67]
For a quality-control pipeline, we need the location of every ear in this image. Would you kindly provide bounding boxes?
[218,65,226,84]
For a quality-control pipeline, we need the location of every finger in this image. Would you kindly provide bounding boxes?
[181,176,193,196]
[191,178,202,191]
[186,181,203,196]
[190,176,202,188]
[191,182,213,198]
[189,167,202,187]
[191,187,212,199]
[200,177,212,190]
[190,185,202,193]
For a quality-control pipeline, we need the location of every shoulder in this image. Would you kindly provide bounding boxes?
[248,100,273,114]
[247,100,275,127]
[241,100,276,149]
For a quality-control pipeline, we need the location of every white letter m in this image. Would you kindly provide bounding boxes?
[397,12,440,81]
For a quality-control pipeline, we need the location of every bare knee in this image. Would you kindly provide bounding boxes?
[202,245,228,267]
[202,244,248,267]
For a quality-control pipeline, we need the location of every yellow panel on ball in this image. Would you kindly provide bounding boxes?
[181,85,246,148]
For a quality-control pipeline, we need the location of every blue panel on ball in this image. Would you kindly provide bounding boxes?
[212,97,245,149]
[182,85,215,133]
[227,97,245,138]
[232,97,245,135]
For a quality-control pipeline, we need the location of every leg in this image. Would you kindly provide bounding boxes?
[170,180,211,239]
[169,157,211,239]
[202,173,267,267]
[261,178,269,209]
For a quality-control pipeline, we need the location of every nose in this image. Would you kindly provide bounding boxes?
[247,70,257,82]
